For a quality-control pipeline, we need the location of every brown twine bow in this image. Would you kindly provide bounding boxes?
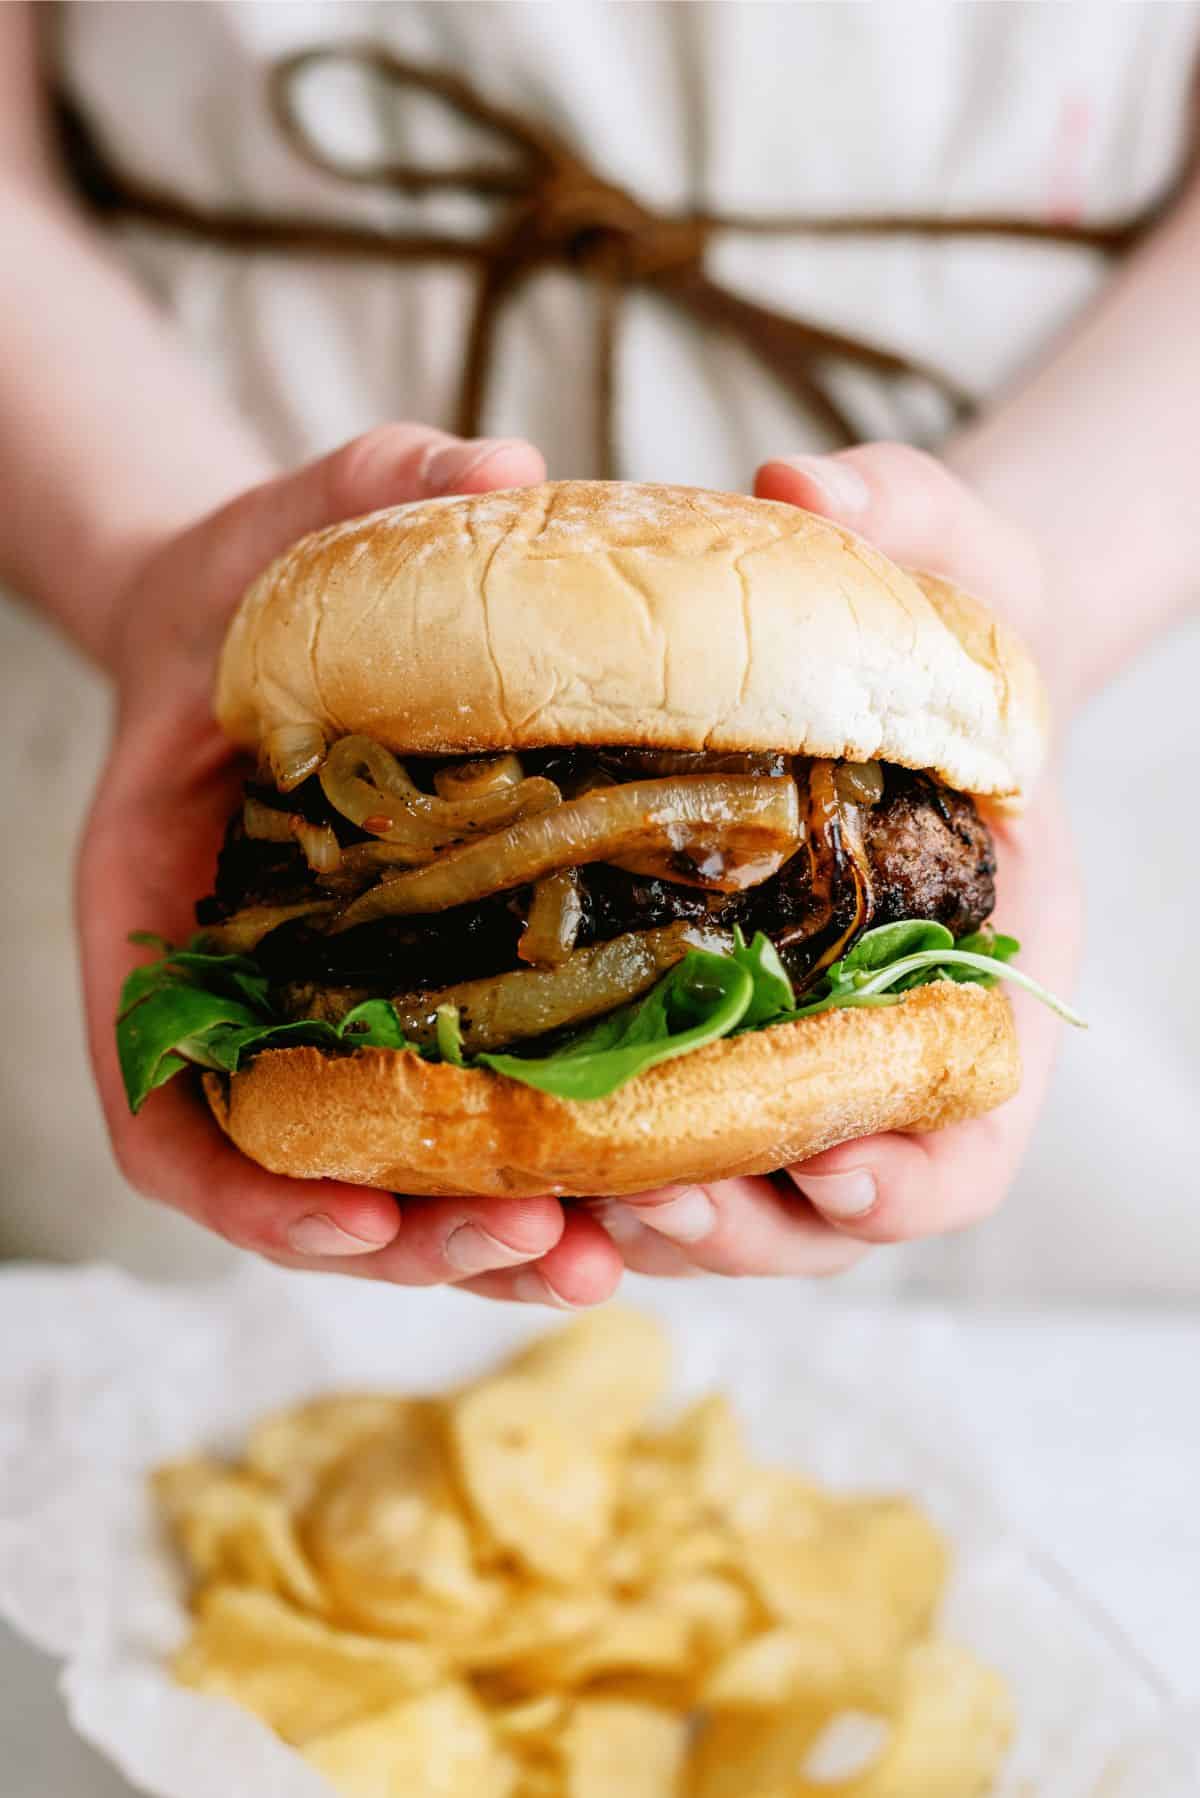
[59,42,1162,476]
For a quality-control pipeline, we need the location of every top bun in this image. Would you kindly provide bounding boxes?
[216,481,1047,804]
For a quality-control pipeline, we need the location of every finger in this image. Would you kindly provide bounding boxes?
[587,1200,705,1278]
[619,1178,872,1278]
[206,425,547,611]
[105,1073,404,1252]
[456,1207,625,1308]
[269,1192,568,1285]
[785,1109,1024,1244]
[754,442,1041,625]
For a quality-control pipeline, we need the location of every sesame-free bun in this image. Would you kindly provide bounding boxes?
[203,981,1018,1199]
[216,481,1047,806]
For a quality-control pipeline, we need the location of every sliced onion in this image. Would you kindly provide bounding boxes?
[778,759,875,990]
[291,819,342,875]
[609,833,797,892]
[315,839,439,891]
[242,798,342,874]
[330,775,802,931]
[320,735,559,848]
[200,899,335,953]
[264,723,326,793]
[433,753,524,800]
[834,760,885,808]
[243,796,297,843]
[390,923,731,1052]
[518,869,584,966]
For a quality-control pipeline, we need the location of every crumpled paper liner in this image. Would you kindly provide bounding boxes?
[0,1261,1196,1798]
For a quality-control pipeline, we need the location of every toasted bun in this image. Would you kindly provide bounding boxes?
[216,481,1047,806]
[203,982,1018,1200]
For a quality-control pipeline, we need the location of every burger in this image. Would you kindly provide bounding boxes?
[117,481,1077,1197]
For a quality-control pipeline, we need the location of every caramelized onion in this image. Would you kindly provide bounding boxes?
[609,833,797,892]
[778,759,875,990]
[264,723,326,793]
[320,736,558,848]
[433,753,524,800]
[389,923,731,1052]
[834,759,885,808]
[330,775,802,931]
[243,796,296,844]
[291,819,342,876]
[518,869,584,966]
[242,797,341,874]
[200,899,335,953]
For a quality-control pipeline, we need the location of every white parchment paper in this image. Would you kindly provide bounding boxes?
[0,1261,1196,1797]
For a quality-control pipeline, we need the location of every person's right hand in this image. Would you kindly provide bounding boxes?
[80,424,627,1308]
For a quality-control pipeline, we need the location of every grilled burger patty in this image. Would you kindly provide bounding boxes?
[197,757,996,1002]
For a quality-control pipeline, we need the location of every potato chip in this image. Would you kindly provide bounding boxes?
[524,1599,698,1688]
[689,1706,829,1798]
[171,1584,442,1743]
[558,1698,688,1798]
[302,1683,517,1798]
[458,1588,608,1674]
[504,1310,671,1445]
[245,1394,413,1509]
[791,1640,1014,1798]
[448,1376,614,1582]
[490,1694,568,1742]
[304,1408,501,1638]
[651,1573,753,1663]
[703,1624,889,1713]
[156,1315,1012,1798]
[732,1490,947,1647]
[152,1458,324,1610]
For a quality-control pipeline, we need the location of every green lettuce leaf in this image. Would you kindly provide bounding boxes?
[117,915,1081,1114]
[116,942,411,1111]
[729,926,795,1026]
[477,948,754,1099]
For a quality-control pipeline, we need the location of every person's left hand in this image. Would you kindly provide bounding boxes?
[564,444,1081,1285]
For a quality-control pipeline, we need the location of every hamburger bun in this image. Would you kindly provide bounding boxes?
[204,981,1018,1199]
[217,481,1047,808]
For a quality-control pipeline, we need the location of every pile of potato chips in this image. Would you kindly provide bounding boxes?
[155,1310,1012,1797]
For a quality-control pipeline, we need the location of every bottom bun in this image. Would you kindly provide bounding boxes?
[203,982,1018,1199]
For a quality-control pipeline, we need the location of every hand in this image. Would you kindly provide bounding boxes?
[589,444,1081,1282]
[80,424,627,1308]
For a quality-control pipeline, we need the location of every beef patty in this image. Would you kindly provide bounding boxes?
[197,760,996,1001]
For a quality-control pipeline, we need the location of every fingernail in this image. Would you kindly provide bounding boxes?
[287,1213,387,1257]
[778,455,870,512]
[790,1169,878,1220]
[593,1203,702,1276]
[444,1222,533,1276]
[512,1270,581,1310]
[636,1186,717,1244]
[590,1200,643,1246]
[419,437,515,496]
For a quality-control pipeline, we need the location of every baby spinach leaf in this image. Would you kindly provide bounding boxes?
[478,949,754,1100]
[730,926,796,1027]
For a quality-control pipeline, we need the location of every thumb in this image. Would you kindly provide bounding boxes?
[207,424,547,598]
[754,442,1039,619]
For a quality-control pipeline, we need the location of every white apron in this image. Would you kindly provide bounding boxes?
[3,0,1197,1292]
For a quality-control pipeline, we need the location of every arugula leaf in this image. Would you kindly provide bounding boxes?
[842,920,955,970]
[117,913,1081,1116]
[117,982,268,1111]
[730,926,795,1027]
[435,1004,467,1067]
[339,998,414,1051]
[116,940,411,1110]
[478,949,754,1100]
